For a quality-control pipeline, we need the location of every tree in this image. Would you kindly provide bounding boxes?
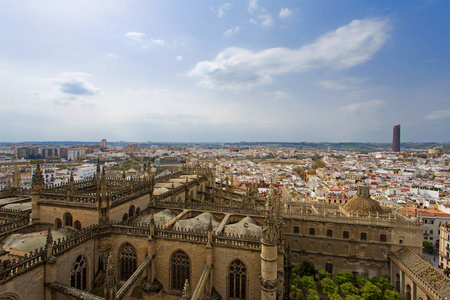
[328,293,343,300]
[384,290,401,300]
[371,276,393,291]
[335,272,355,285]
[346,295,364,300]
[361,282,383,300]
[355,275,369,288]
[291,285,305,300]
[340,282,360,296]
[319,270,332,280]
[321,278,338,296]
[299,275,317,291]
[298,261,318,278]
[306,289,319,300]
[423,241,434,253]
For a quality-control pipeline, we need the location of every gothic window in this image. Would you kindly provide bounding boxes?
[120,243,137,280]
[171,250,190,291]
[64,212,73,227]
[293,226,299,234]
[360,232,367,241]
[325,263,333,274]
[71,255,87,290]
[380,234,387,242]
[129,205,135,217]
[122,213,128,222]
[136,207,141,216]
[309,228,315,236]
[327,229,333,237]
[74,220,81,231]
[55,218,62,229]
[343,231,349,239]
[229,259,247,299]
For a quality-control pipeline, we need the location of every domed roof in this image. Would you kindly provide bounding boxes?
[342,185,384,215]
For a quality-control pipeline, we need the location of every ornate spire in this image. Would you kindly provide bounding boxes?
[104,252,116,300]
[13,165,21,189]
[262,183,281,244]
[181,279,191,300]
[32,163,45,194]
[208,216,213,232]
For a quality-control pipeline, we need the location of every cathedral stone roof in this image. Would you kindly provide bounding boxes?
[390,247,450,299]
[224,216,262,237]
[175,212,219,231]
[342,185,384,215]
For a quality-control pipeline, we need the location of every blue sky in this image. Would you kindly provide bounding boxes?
[0,0,449,142]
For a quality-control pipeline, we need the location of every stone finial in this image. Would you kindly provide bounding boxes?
[46,227,53,246]
[208,216,213,232]
[181,279,191,300]
[32,163,45,193]
[106,252,115,279]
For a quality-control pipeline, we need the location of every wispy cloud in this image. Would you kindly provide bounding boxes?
[223,26,241,38]
[175,56,183,61]
[320,77,368,91]
[279,8,293,19]
[105,53,118,59]
[190,18,390,90]
[425,109,450,120]
[248,0,258,13]
[340,100,385,113]
[219,3,231,17]
[125,32,165,49]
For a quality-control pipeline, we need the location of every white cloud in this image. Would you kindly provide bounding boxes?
[32,72,101,105]
[175,56,183,61]
[223,26,240,38]
[248,0,258,13]
[320,78,367,91]
[125,32,145,42]
[425,110,450,120]
[279,8,293,19]
[151,39,165,46]
[190,18,390,90]
[273,90,289,99]
[260,14,274,28]
[340,100,385,113]
[105,53,118,59]
[126,32,165,49]
[219,3,231,17]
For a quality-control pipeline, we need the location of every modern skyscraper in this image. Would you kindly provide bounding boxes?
[393,124,400,152]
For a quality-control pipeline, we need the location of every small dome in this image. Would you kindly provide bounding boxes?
[342,185,384,215]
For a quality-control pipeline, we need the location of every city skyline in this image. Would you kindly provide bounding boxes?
[1,1,449,143]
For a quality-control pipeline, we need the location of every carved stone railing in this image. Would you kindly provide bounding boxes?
[47,282,103,300]
[0,249,45,283]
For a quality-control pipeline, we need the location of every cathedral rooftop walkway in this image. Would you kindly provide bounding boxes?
[47,282,104,300]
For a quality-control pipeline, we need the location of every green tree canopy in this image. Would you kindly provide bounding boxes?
[346,295,364,300]
[371,276,393,291]
[340,282,360,296]
[384,290,401,300]
[299,275,317,291]
[306,289,319,300]
[361,282,383,300]
[423,241,434,251]
[321,278,338,296]
[298,261,318,278]
[335,272,355,285]
[319,270,332,280]
[355,275,369,288]
[328,293,343,300]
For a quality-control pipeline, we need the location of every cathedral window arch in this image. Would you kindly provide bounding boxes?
[122,213,128,222]
[129,205,135,217]
[170,250,190,291]
[55,218,62,229]
[64,212,73,227]
[74,220,81,231]
[71,255,87,290]
[119,243,137,280]
[228,259,247,299]
[136,207,140,216]
[0,294,20,300]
